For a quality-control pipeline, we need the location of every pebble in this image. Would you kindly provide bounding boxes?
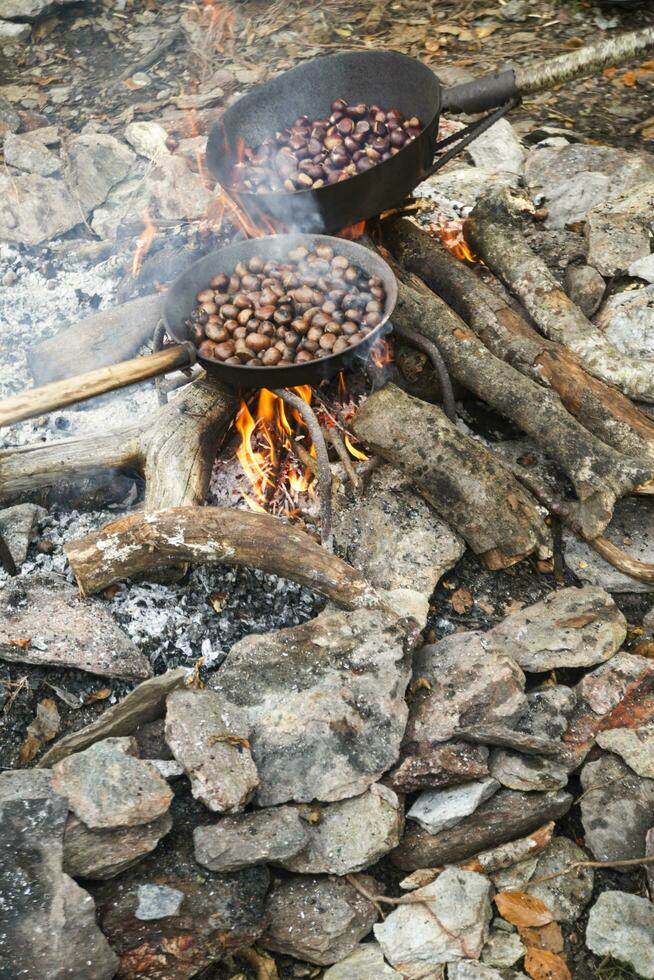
[407,778,500,835]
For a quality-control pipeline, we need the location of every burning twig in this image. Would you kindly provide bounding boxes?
[273,388,333,550]
[323,425,360,489]
[290,438,318,478]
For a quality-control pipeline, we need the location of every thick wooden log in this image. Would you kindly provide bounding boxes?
[384,257,651,540]
[384,218,654,467]
[467,188,654,403]
[353,383,552,569]
[0,377,236,511]
[65,506,379,608]
[27,293,162,385]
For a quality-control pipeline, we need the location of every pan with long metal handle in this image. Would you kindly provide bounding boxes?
[0,234,398,427]
[206,27,654,232]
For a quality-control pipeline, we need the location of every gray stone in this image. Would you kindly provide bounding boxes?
[52,736,173,829]
[136,883,184,920]
[165,687,258,813]
[390,740,490,793]
[564,263,606,317]
[0,502,45,564]
[525,143,654,229]
[647,827,654,899]
[63,810,173,879]
[491,856,539,892]
[374,867,492,978]
[526,836,594,922]
[124,120,169,160]
[140,153,211,221]
[209,607,413,806]
[194,806,309,872]
[586,890,654,979]
[407,633,527,745]
[418,165,518,218]
[0,20,30,41]
[392,789,573,872]
[281,783,404,875]
[580,753,654,864]
[467,118,525,176]
[490,749,569,792]
[597,722,654,777]
[481,928,526,968]
[563,498,654,592]
[323,942,401,978]
[0,172,79,244]
[64,133,135,212]
[455,724,574,765]
[1,0,78,19]
[644,605,654,637]
[595,283,654,359]
[517,685,577,740]
[487,585,626,671]
[0,775,118,980]
[586,181,654,275]
[332,464,465,627]
[448,966,527,980]
[407,778,500,835]
[261,874,379,965]
[0,571,152,680]
[3,132,60,176]
[0,97,20,135]
[629,253,654,283]
[40,667,189,766]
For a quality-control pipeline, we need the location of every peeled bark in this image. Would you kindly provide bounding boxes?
[65,506,379,608]
[385,217,654,468]
[467,188,654,402]
[353,383,551,569]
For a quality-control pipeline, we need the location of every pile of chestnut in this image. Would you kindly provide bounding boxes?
[187,243,387,368]
[231,98,423,193]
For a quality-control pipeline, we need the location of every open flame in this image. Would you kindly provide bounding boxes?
[369,336,394,369]
[338,221,366,241]
[132,209,156,278]
[431,216,478,263]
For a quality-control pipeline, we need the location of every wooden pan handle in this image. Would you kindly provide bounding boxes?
[0,344,195,428]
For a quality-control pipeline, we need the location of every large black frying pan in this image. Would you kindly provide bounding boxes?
[207,28,654,232]
[0,234,397,426]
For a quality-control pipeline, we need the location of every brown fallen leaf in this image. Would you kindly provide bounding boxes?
[9,637,32,649]
[476,599,495,616]
[632,640,654,659]
[84,687,112,705]
[235,946,280,980]
[207,734,251,750]
[519,921,564,953]
[17,733,42,767]
[622,70,637,87]
[451,588,473,614]
[17,697,60,767]
[503,598,526,617]
[555,613,598,629]
[495,891,554,928]
[524,947,571,980]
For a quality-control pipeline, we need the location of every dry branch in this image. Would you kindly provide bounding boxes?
[383,248,651,539]
[353,383,552,570]
[0,376,236,511]
[65,506,379,608]
[386,217,654,467]
[467,188,654,403]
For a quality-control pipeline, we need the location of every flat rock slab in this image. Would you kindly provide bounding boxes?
[487,585,626,671]
[64,133,135,212]
[482,928,525,968]
[64,811,173,880]
[586,890,654,979]
[563,497,654,593]
[467,118,525,176]
[3,132,60,176]
[165,688,258,813]
[52,736,173,829]
[448,965,528,979]
[407,778,499,835]
[323,941,401,978]
[564,263,606,318]
[392,788,572,872]
[517,686,577,740]
[332,464,464,627]
[281,783,403,875]
[580,753,654,864]
[597,723,654,778]
[526,836,594,923]
[0,772,118,980]
[261,874,379,966]
[39,667,189,767]
[0,572,152,680]
[194,806,309,872]
[374,867,492,978]
[0,502,45,564]
[390,740,490,793]
[585,181,654,275]
[2,0,78,19]
[209,607,413,806]
[418,165,518,218]
[595,283,654,359]
[0,172,80,245]
[489,750,569,792]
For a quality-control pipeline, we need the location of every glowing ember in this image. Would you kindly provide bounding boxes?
[370,336,394,369]
[131,209,156,279]
[430,215,478,263]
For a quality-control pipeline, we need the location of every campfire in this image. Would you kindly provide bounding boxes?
[3,8,654,980]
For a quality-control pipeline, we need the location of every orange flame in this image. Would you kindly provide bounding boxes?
[338,221,366,241]
[431,216,478,263]
[369,336,394,369]
[204,186,279,239]
[132,209,156,279]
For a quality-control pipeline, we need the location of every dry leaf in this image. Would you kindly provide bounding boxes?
[476,599,495,615]
[209,591,228,613]
[18,733,42,767]
[17,698,60,767]
[475,24,498,38]
[235,947,280,980]
[207,734,251,750]
[524,947,571,980]
[503,599,526,617]
[84,687,112,705]
[555,613,598,629]
[563,36,584,48]
[622,70,637,87]
[632,640,654,659]
[9,637,32,649]
[451,588,473,614]
[30,75,59,86]
[412,676,433,693]
[519,921,564,953]
[603,66,617,78]
[425,39,442,54]
[495,891,554,927]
